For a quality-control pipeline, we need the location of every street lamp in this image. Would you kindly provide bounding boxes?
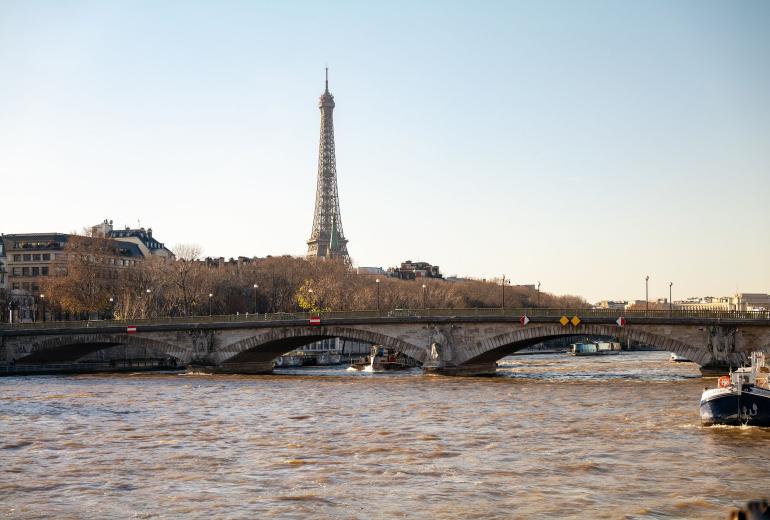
[208,293,213,316]
[109,297,114,320]
[537,281,541,307]
[143,288,151,319]
[253,284,258,314]
[422,283,427,309]
[307,288,315,312]
[669,282,673,315]
[39,293,45,323]
[501,275,506,309]
[645,275,650,313]
[375,278,381,312]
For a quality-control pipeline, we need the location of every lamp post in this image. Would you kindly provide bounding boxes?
[208,293,213,316]
[537,281,541,307]
[253,284,258,314]
[144,288,151,319]
[669,282,673,315]
[645,275,650,314]
[39,293,45,322]
[109,297,114,320]
[308,288,315,312]
[422,283,427,309]
[501,275,506,309]
[375,278,381,312]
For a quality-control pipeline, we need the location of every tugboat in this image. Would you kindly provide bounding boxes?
[700,351,770,426]
[348,345,417,372]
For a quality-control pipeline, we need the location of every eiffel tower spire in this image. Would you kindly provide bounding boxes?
[307,68,349,260]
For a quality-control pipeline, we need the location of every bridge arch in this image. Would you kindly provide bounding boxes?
[216,325,427,365]
[459,324,708,366]
[16,334,188,364]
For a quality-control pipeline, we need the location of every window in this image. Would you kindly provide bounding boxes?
[42,254,51,261]
[41,267,49,275]
[13,254,21,262]
[12,283,19,290]
[22,282,30,291]
[33,254,41,261]
[31,267,40,276]
[12,267,21,276]
[22,267,29,276]
[32,284,40,293]
[23,254,31,261]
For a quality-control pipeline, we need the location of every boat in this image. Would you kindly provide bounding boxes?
[569,341,621,356]
[348,345,417,372]
[348,356,370,371]
[316,352,342,366]
[274,354,303,367]
[670,352,691,362]
[700,351,770,426]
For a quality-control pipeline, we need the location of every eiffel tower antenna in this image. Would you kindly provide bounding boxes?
[307,67,350,261]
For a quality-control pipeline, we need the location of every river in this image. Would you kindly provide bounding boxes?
[1,351,769,519]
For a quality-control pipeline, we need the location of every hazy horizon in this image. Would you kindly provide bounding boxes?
[1,1,768,303]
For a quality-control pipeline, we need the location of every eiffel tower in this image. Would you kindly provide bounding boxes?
[307,68,349,261]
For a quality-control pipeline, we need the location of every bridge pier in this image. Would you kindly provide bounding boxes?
[423,362,498,377]
[699,364,732,377]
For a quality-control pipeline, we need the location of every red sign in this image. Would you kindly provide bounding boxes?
[520,315,530,326]
[616,317,627,327]
[126,326,137,334]
[309,316,321,326]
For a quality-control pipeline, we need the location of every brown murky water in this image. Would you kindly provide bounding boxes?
[1,351,769,519]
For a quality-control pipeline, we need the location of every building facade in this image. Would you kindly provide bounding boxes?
[595,300,629,310]
[3,233,67,296]
[388,260,443,280]
[91,219,173,259]
[0,236,7,291]
[2,221,171,322]
[674,294,770,312]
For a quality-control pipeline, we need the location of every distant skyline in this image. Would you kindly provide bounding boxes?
[1,1,769,303]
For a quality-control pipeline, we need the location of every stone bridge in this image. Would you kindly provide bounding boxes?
[2,309,770,376]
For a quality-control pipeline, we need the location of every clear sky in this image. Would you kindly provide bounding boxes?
[1,1,768,303]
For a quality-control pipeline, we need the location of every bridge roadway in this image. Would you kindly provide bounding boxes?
[2,308,770,376]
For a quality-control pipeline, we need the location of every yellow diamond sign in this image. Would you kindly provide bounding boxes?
[559,316,569,326]
[571,316,581,326]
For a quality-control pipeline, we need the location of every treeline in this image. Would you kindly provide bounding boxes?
[39,240,587,320]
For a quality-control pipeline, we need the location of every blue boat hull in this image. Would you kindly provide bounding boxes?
[739,387,770,426]
[700,387,770,426]
[700,391,741,426]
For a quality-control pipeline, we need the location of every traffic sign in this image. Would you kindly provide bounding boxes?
[127,326,137,334]
[570,316,581,327]
[559,316,569,326]
[616,316,627,327]
[309,316,321,325]
[520,315,530,326]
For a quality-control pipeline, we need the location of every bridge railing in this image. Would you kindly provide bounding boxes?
[1,307,769,331]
